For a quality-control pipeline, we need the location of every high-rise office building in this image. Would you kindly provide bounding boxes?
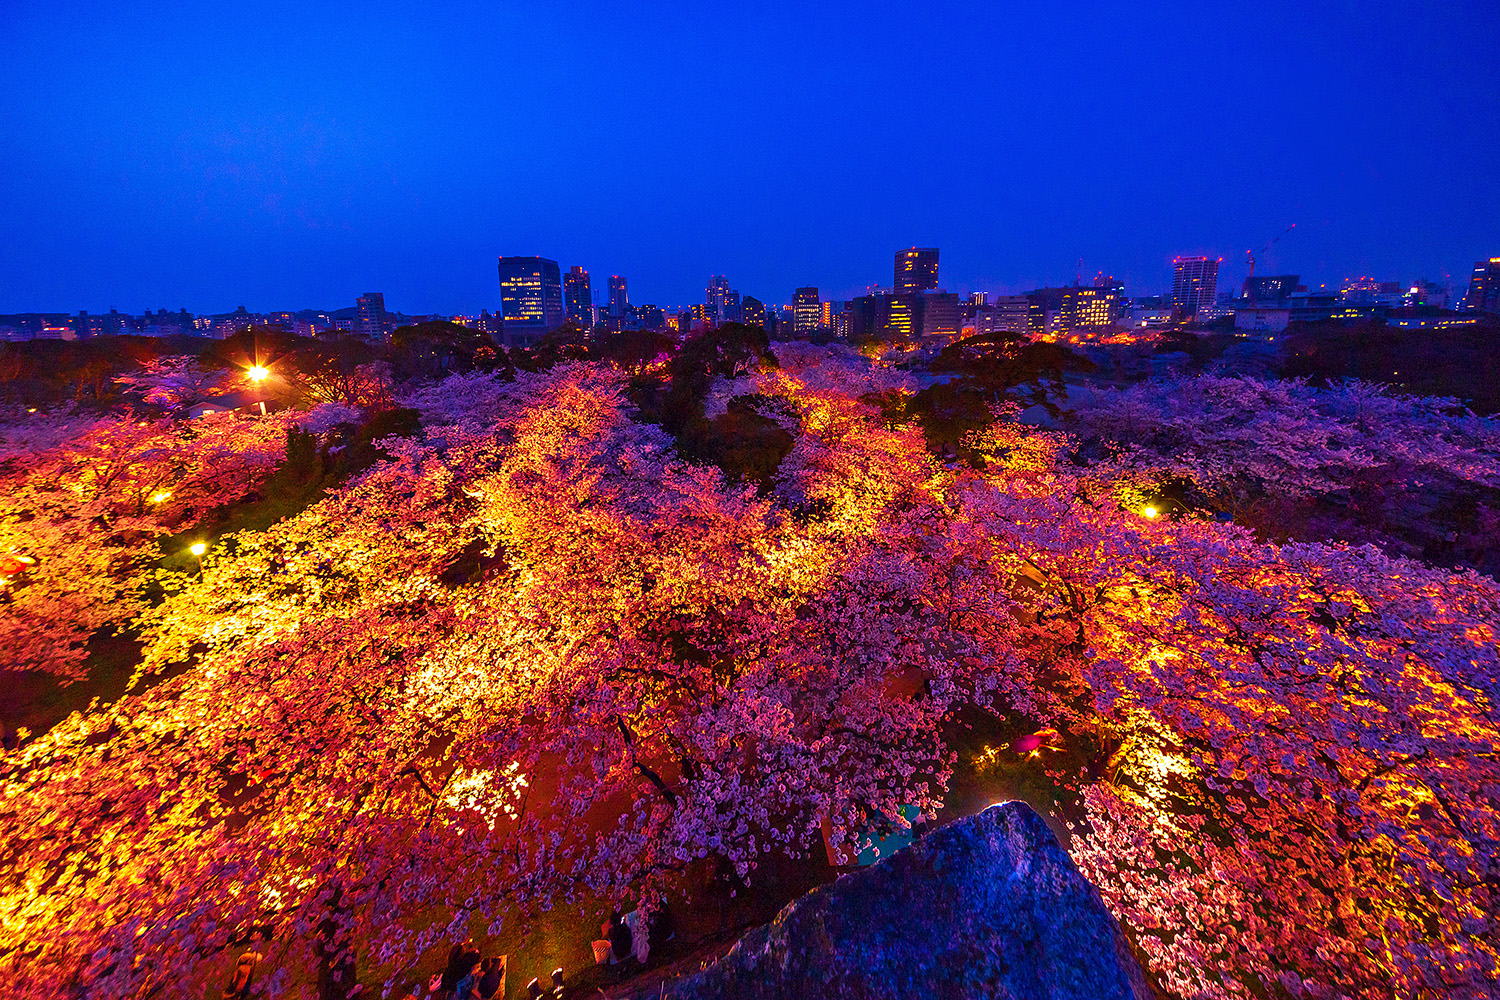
[1171,256,1221,317]
[608,276,629,319]
[1464,258,1500,313]
[497,256,565,348]
[563,266,593,328]
[895,248,940,293]
[793,287,821,336]
[355,292,388,341]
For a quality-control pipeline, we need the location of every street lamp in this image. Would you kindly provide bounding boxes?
[1142,506,1159,519]
[189,542,207,556]
[247,365,269,381]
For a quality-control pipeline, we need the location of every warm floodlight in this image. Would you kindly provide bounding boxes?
[1142,506,1159,519]
[189,542,207,556]
[247,366,269,381]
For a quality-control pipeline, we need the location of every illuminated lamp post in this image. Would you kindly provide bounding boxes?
[189,541,207,576]
[0,552,37,577]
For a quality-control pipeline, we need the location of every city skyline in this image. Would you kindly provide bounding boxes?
[3,1,1496,314]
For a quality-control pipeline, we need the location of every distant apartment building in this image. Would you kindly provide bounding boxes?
[894,248,940,293]
[355,293,388,341]
[563,266,593,328]
[1171,257,1220,317]
[608,276,629,319]
[705,275,737,327]
[496,257,565,348]
[635,304,666,331]
[1464,257,1500,313]
[793,287,821,336]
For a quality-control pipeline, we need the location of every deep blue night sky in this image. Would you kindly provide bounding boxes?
[2,0,1496,315]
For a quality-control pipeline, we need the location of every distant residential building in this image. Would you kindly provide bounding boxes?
[608,275,629,319]
[894,248,940,293]
[793,287,821,336]
[1464,257,1500,313]
[706,275,736,326]
[497,256,565,348]
[355,293,388,341]
[564,266,593,328]
[635,304,666,331]
[1171,257,1220,317]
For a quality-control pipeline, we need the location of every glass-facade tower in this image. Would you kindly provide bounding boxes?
[497,256,565,347]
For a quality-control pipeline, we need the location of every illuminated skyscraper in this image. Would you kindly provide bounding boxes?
[1171,256,1220,317]
[497,256,565,348]
[563,266,593,328]
[895,248,940,293]
[608,276,629,319]
[1464,257,1500,313]
[793,287,821,336]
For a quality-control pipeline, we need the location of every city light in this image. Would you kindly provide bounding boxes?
[1142,506,1159,518]
[247,365,269,381]
[189,542,207,556]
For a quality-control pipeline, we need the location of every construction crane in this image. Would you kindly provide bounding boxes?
[1245,223,1297,281]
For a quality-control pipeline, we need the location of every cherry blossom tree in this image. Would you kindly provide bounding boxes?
[0,404,357,683]
[113,355,237,409]
[2,357,1497,1000]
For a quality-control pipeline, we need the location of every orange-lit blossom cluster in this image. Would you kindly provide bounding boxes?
[1,354,1497,999]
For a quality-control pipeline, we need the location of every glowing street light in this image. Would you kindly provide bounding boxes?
[247,365,269,381]
[189,542,207,556]
[1,552,37,577]
[1142,506,1159,519]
